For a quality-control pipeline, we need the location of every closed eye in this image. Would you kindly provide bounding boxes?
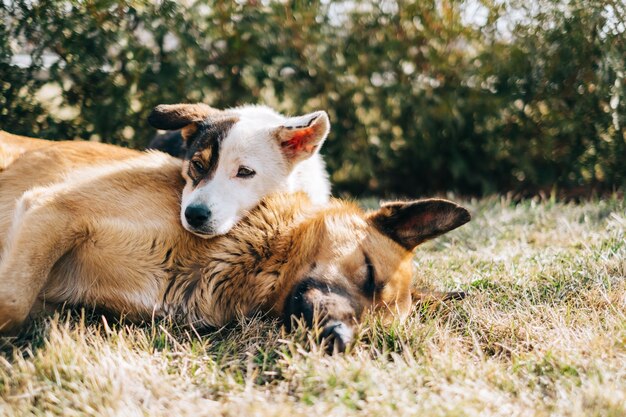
[236,166,256,178]
[363,253,376,295]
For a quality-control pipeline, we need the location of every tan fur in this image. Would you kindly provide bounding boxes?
[0,136,141,256]
[0,135,470,341]
[0,131,50,170]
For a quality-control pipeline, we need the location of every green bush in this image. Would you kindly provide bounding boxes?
[1,0,624,197]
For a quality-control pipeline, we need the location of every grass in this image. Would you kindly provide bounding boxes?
[1,196,625,416]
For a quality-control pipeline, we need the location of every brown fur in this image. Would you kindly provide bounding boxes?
[0,135,470,350]
[147,103,223,131]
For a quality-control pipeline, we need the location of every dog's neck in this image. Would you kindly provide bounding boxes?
[161,193,323,328]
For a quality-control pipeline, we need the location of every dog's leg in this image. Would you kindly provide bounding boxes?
[0,188,83,333]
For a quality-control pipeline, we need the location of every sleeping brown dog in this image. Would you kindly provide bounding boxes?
[0,134,470,351]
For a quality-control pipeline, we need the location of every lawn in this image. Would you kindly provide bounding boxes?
[1,196,625,417]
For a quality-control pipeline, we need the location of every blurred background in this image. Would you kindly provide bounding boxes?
[1,0,624,198]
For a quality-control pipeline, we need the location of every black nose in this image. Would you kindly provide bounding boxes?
[185,204,210,228]
[320,320,354,353]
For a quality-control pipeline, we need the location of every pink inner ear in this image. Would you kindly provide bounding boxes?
[281,127,316,154]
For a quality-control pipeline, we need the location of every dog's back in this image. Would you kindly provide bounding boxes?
[0,137,186,325]
[0,135,141,208]
[0,131,50,171]
[0,136,143,253]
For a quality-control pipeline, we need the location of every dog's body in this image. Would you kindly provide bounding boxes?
[0,136,470,347]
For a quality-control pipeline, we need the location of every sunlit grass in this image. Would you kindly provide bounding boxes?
[1,196,625,416]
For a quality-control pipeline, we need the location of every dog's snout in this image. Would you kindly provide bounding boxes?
[184,204,211,228]
[321,320,354,353]
[284,278,358,353]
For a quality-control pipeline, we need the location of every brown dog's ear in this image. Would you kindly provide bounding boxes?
[274,110,330,163]
[148,103,222,141]
[369,199,471,250]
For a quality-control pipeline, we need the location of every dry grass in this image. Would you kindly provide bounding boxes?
[1,196,625,417]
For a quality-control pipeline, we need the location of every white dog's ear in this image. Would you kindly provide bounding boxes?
[275,110,330,163]
[148,103,223,142]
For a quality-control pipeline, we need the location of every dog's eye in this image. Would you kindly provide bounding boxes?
[363,254,377,295]
[236,166,256,178]
[191,159,206,174]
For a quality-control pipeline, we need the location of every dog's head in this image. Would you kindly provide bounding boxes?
[278,198,471,352]
[148,103,330,237]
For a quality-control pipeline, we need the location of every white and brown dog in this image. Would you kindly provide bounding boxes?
[147,103,331,237]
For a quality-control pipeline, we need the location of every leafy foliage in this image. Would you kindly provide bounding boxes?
[1,0,624,196]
